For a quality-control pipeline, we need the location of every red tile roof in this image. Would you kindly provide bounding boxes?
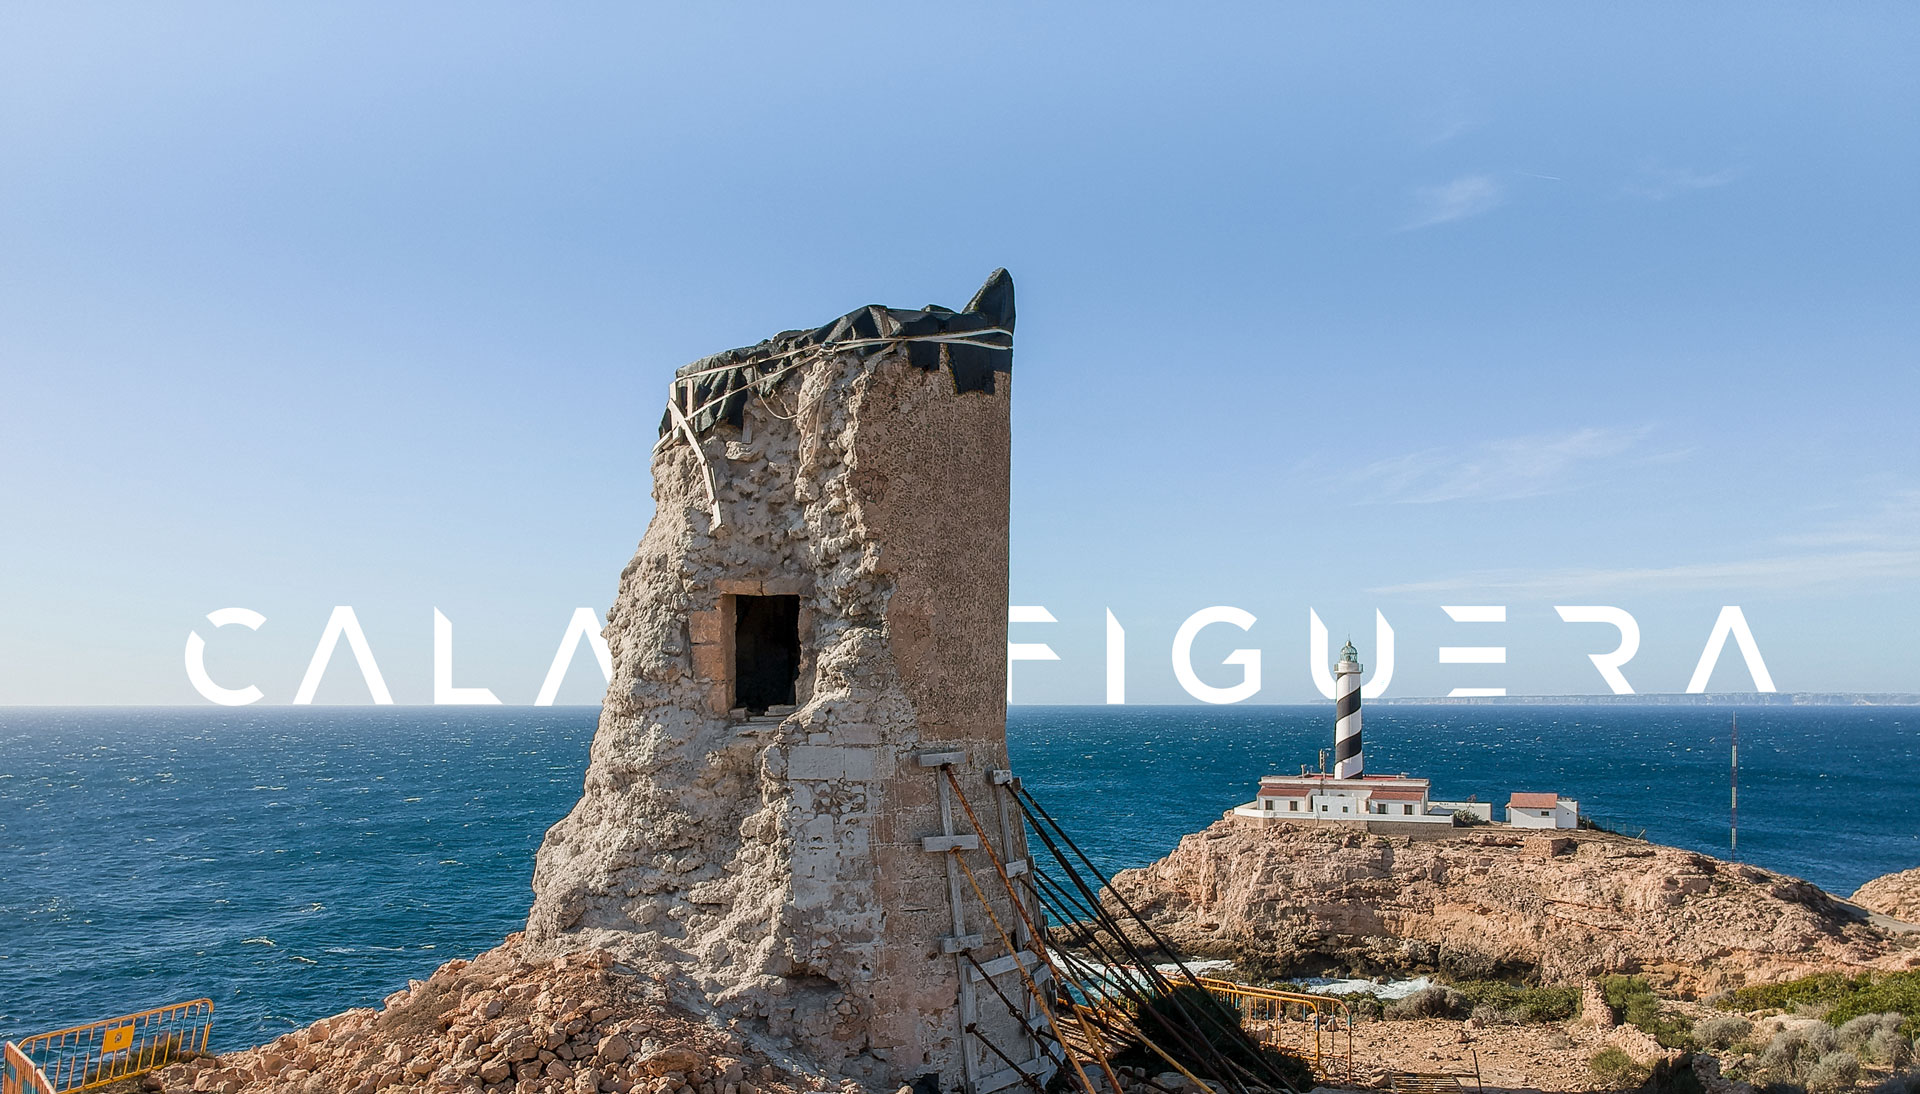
[1258,786,1311,797]
[1367,788,1427,801]
[1508,792,1560,809]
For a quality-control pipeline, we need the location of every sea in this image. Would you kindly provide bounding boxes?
[3,705,1915,1051]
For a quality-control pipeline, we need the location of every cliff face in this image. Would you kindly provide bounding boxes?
[1108,819,1920,995]
[1854,866,1920,922]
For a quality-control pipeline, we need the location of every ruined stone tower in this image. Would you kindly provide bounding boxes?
[528,271,1053,1093]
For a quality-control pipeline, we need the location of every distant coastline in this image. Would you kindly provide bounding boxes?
[1373,692,1920,706]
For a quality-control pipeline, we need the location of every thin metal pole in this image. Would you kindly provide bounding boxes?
[1731,713,1740,863]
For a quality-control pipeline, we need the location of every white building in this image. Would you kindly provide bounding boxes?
[1232,773,1462,825]
[1506,791,1579,829]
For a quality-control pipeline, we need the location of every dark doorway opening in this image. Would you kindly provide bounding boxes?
[734,594,800,714]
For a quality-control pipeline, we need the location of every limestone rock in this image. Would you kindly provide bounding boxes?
[1108,819,1920,994]
[173,940,814,1094]
[1853,865,1920,922]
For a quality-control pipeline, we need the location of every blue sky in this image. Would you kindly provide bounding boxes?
[2,4,1916,705]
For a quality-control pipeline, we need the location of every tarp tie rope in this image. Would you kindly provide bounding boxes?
[651,324,1012,522]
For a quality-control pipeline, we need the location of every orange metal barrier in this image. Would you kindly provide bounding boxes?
[1195,978,1353,1083]
[14,1000,213,1093]
[4,1041,55,1094]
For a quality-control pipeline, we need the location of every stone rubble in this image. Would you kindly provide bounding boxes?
[145,936,818,1094]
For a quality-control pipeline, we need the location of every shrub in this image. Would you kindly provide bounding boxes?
[1807,1051,1861,1094]
[1866,1030,1913,1069]
[1727,974,1862,1013]
[1762,1028,1831,1084]
[1724,972,1920,1033]
[1471,1003,1513,1026]
[1339,992,1387,1021]
[1386,986,1469,1020]
[1697,1015,1756,1050]
[1839,1014,1905,1054]
[1602,974,1695,1049]
[1448,980,1581,1023]
[1592,1046,1648,1089]
[1604,974,1656,1013]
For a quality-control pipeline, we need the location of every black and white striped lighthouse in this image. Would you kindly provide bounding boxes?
[1334,639,1364,778]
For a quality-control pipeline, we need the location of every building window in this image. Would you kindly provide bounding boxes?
[1289,801,1299,811]
[733,594,800,713]
[1341,805,1349,813]
[1263,799,1273,811]
[1403,804,1413,815]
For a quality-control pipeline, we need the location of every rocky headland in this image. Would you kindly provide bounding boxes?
[146,829,1920,1094]
[1108,819,1920,996]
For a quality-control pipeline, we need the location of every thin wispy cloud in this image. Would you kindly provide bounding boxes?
[1623,162,1741,201]
[1418,98,1484,146]
[1779,489,1920,550]
[1370,488,1920,597]
[1368,549,1920,598]
[1401,174,1505,230]
[1356,426,1657,504]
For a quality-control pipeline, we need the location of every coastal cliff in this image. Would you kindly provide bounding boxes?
[1107,819,1920,995]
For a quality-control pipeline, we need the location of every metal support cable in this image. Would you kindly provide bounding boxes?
[945,849,1100,1094]
[963,1022,1049,1094]
[943,769,1133,1094]
[948,845,1120,1094]
[1013,787,1306,1094]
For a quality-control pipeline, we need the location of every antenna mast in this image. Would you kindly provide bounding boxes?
[1730,713,1740,863]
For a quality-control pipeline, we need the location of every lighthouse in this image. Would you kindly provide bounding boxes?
[1334,638,1364,778]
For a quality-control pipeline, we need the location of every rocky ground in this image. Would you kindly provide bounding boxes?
[134,935,818,1094]
[115,838,1920,1094]
[1855,868,1920,923]
[1107,820,1920,996]
[1334,1014,1614,1093]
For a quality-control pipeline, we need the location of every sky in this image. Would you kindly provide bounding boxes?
[1,4,1916,705]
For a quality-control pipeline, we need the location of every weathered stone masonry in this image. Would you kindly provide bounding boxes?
[527,271,1050,1094]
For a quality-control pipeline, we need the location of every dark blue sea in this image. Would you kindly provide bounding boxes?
[3,706,1916,1051]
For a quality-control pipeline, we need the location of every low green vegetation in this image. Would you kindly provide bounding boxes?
[1713,1010,1919,1094]
[1722,972,1920,1033]
[1450,980,1581,1023]
[1695,1014,1755,1051]
[1603,974,1695,1050]
[1251,977,1580,1025]
[1591,1046,1648,1088]
[1386,985,1468,1020]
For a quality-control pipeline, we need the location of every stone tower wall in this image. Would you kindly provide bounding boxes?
[527,275,1040,1093]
